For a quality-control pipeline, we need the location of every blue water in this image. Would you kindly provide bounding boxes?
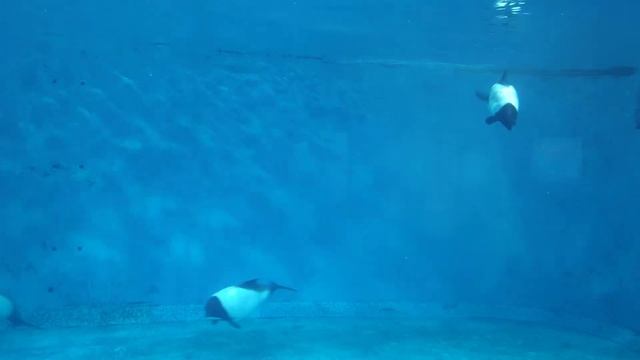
[1,0,639,356]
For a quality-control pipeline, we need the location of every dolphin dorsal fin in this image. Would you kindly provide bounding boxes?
[237,279,296,293]
[237,279,265,291]
[498,70,509,85]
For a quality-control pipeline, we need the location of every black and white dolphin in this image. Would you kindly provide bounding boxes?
[204,279,295,328]
[476,71,519,130]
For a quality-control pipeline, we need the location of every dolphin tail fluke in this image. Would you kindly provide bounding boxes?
[271,283,297,292]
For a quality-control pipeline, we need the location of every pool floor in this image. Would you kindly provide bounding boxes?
[1,317,639,359]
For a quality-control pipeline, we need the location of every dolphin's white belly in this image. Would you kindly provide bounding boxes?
[0,295,13,319]
[214,287,269,320]
[489,83,519,115]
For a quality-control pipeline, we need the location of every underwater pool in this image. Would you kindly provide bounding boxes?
[2,1,640,359]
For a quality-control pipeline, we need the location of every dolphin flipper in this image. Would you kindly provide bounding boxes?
[475,91,489,102]
[8,310,39,329]
[210,316,241,329]
[227,319,242,329]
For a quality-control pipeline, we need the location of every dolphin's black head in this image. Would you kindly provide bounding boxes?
[500,103,518,130]
[204,296,228,320]
[204,296,240,328]
[486,103,518,130]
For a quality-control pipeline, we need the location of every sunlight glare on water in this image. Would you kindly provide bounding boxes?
[494,0,529,20]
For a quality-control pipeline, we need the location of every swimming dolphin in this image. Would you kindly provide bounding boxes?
[476,71,519,130]
[204,279,295,329]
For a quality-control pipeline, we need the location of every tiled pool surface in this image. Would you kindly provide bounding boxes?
[1,303,639,359]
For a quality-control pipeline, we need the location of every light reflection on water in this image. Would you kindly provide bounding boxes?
[494,0,529,20]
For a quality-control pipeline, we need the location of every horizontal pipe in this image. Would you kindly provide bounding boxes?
[209,48,637,79]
